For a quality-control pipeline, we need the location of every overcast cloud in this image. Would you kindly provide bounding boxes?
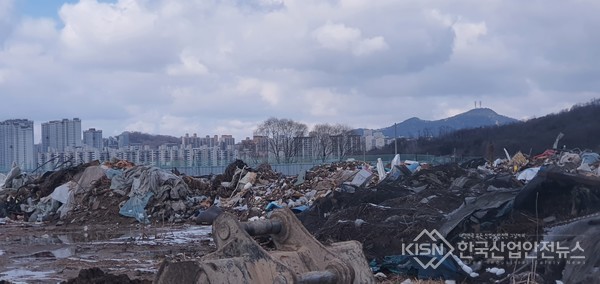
[0,0,598,141]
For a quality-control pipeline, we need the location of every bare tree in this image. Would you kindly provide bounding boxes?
[310,123,354,162]
[254,118,308,163]
[310,124,336,162]
[333,126,359,161]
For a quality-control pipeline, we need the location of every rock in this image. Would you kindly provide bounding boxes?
[195,205,223,225]
[171,200,186,212]
[373,272,387,280]
[543,215,557,223]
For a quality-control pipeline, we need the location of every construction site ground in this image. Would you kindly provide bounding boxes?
[0,218,213,283]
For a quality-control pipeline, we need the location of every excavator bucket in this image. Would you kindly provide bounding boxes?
[155,208,375,284]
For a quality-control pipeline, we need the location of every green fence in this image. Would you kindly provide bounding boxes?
[163,154,480,176]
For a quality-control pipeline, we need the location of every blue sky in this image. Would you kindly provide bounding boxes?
[18,0,76,19]
[17,0,115,20]
[1,0,599,142]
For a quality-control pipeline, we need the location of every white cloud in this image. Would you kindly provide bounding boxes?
[167,52,209,76]
[0,0,598,142]
[313,23,362,51]
[124,118,156,134]
[236,78,281,106]
[353,36,388,56]
[57,0,167,67]
[313,22,388,56]
[0,0,14,24]
[214,120,260,140]
[0,69,6,84]
[452,22,487,51]
[158,115,201,135]
[14,18,58,41]
[304,88,344,117]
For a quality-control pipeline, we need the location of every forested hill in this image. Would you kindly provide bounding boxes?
[126,131,180,148]
[373,99,600,157]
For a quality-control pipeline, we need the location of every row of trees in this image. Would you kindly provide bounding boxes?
[253,117,358,163]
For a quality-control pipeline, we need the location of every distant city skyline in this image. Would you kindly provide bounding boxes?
[0,114,375,171]
[0,102,579,144]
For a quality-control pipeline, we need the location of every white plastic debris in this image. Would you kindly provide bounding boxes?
[517,167,541,182]
[503,148,511,161]
[391,154,401,167]
[493,158,506,167]
[376,158,386,181]
[451,254,479,277]
[486,267,506,276]
[373,272,387,279]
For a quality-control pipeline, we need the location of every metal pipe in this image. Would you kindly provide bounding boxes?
[297,270,337,284]
[242,220,282,236]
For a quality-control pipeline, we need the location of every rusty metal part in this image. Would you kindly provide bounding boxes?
[155,208,375,284]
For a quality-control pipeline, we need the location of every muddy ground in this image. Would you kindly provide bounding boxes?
[0,218,214,283]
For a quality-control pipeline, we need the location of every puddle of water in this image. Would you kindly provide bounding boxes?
[88,225,213,246]
[0,269,57,282]
[17,235,64,246]
[1,224,213,283]
[158,226,212,244]
[51,247,75,258]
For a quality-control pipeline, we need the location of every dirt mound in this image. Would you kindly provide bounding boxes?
[61,268,151,284]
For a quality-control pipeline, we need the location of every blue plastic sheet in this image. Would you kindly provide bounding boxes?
[370,254,460,280]
[119,191,154,223]
[265,201,283,211]
[291,205,309,213]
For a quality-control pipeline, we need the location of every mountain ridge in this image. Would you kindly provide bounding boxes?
[372,99,600,156]
[357,108,519,138]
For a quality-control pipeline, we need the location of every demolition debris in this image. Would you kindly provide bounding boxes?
[1,143,600,283]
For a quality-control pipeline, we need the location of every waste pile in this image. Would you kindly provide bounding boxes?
[1,142,600,283]
[0,160,213,225]
[298,148,600,283]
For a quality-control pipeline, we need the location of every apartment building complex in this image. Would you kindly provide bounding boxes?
[83,128,103,149]
[0,119,35,170]
[41,118,82,152]
[364,129,388,151]
[1,117,368,172]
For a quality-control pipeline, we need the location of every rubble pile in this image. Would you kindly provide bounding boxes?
[0,160,215,225]
[300,149,600,283]
[0,158,377,226]
[207,160,378,222]
[2,143,600,283]
[302,163,490,259]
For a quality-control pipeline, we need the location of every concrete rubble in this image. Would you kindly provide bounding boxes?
[0,146,599,283]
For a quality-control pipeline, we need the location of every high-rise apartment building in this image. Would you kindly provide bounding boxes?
[182,133,201,148]
[0,119,35,170]
[118,132,130,149]
[41,118,82,152]
[219,135,235,150]
[83,128,103,149]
